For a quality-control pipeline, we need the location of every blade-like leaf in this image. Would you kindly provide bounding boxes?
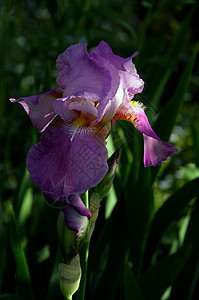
[90,8,137,41]
[153,46,198,142]
[8,203,33,300]
[88,201,127,299]
[0,204,7,291]
[148,8,195,107]
[189,116,199,167]
[123,261,145,300]
[151,46,198,181]
[126,166,154,275]
[170,197,199,300]
[139,246,190,300]
[143,177,199,269]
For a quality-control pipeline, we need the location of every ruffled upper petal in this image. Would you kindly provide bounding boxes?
[26,120,108,200]
[56,43,119,105]
[89,41,138,72]
[10,88,62,132]
[11,42,144,132]
[89,41,144,124]
[57,42,145,125]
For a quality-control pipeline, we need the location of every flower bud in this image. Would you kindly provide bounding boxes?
[90,148,119,200]
[58,254,81,299]
[87,149,119,239]
[57,205,89,264]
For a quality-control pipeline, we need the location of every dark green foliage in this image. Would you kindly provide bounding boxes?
[1,0,199,299]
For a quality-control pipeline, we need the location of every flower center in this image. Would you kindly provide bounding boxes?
[68,98,98,123]
[72,116,89,127]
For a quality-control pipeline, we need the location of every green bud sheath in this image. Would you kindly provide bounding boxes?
[57,210,89,264]
[58,254,82,300]
[90,148,120,200]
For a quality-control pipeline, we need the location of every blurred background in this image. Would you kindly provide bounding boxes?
[1,0,199,299]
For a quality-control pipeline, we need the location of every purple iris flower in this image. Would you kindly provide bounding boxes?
[10,41,177,230]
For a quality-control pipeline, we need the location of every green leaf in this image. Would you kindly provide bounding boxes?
[189,116,199,167]
[91,8,137,41]
[148,8,195,107]
[139,246,190,300]
[123,261,145,300]
[8,203,33,300]
[143,177,199,269]
[151,45,198,181]
[15,169,30,216]
[88,201,127,299]
[153,46,198,142]
[170,197,199,299]
[46,249,62,300]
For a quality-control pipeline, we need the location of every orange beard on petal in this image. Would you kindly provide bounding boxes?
[112,111,138,127]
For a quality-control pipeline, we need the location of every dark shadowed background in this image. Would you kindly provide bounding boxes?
[1,0,199,299]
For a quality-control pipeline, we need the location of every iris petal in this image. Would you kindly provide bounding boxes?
[26,120,108,199]
[90,41,144,124]
[114,104,177,167]
[143,134,177,167]
[61,203,89,232]
[132,110,177,166]
[10,88,62,132]
[56,43,118,103]
[61,194,91,232]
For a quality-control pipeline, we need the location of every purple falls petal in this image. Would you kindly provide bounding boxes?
[26,120,108,200]
[10,88,62,132]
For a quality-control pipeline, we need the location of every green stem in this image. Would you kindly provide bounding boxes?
[75,240,90,300]
[75,190,90,299]
[65,296,72,300]
[80,190,89,208]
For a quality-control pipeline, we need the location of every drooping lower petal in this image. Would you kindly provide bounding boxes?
[10,88,62,132]
[133,109,177,166]
[143,134,177,167]
[26,120,108,200]
[114,101,177,167]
